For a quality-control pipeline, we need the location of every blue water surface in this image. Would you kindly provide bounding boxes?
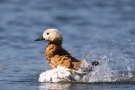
[0,0,135,90]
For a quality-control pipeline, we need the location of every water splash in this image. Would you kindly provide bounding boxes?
[74,54,134,82]
[38,66,73,83]
[127,66,134,78]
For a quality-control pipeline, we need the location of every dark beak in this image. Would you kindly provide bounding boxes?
[35,36,45,41]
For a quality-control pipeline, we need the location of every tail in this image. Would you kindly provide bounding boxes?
[91,61,99,66]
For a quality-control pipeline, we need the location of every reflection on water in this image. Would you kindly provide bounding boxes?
[39,83,71,90]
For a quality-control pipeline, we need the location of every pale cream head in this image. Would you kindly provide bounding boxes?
[43,29,63,43]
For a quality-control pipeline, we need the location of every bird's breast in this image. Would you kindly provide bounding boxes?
[45,44,59,60]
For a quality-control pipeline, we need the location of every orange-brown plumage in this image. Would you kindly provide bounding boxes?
[45,42,82,73]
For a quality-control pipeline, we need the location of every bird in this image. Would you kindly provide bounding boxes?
[35,28,99,82]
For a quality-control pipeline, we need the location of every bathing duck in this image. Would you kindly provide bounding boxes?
[35,29,99,82]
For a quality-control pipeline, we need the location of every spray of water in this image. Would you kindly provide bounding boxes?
[74,54,134,82]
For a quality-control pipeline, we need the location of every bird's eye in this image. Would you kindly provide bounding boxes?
[47,33,49,35]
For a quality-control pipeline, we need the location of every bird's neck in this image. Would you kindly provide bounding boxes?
[49,41,62,46]
[45,42,62,60]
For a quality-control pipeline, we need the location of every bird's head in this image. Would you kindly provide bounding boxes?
[35,29,63,44]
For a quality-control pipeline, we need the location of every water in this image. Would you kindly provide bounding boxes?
[0,0,135,90]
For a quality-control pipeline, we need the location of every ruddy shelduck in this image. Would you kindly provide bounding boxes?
[35,29,99,73]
